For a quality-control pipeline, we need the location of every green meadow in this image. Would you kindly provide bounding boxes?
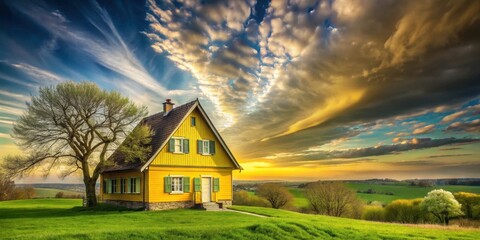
[1,199,479,240]
[34,188,83,198]
[286,183,480,207]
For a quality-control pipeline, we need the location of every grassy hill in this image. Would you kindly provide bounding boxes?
[34,188,83,198]
[1,199,479,239]
[286,183,480,207]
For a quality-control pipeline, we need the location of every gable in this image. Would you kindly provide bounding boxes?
[150,108,235,168]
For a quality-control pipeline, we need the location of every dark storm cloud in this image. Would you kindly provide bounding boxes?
[267,137,480,164]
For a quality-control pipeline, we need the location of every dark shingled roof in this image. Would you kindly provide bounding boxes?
[102,100,197,172]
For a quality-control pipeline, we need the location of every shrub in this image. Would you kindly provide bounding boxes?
[453,192,480,219]
[362,206,385,222]
[384,198,429,224]
[305,181,363,217]
[233,190,269,207]
[55,192,65,198]
[256,183,293,209]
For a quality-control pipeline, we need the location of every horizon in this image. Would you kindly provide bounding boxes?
[1,0,479,183]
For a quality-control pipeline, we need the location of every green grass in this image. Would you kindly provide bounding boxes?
[286,184,480,207]
[1,199,479,239]
[34,188,83,198]
[347,183,480,204]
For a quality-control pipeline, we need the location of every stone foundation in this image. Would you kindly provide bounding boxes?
[217,200,232,209]
[105,200,144,209]
[147,201,194,210]
[104,200,231,210]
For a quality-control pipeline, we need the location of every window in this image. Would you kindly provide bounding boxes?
[197,140,215,155]
[168,138,189,154]
[171,177,183,193]
[120,178,127,194]
[175,139,183,153]
[191,117,196,126]
[130,177,140,193]
[203,140,209,154]
[111,179,117,193]
[164,176,190,193]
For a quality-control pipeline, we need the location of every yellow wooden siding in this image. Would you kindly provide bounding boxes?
[101,171,144,202]
[151,108,235,168]
[147,166,232,203]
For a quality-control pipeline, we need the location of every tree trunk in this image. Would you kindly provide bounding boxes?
[84,178,97,207]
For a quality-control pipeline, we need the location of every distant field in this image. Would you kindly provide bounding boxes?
[1,199,479,239]
[34,188,83,198]
[347,183,480,204]
[284,183,480,207]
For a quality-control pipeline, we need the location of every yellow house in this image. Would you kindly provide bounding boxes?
[100,99,242,210]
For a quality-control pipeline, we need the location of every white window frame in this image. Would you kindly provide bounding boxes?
[111,179,117,194]
[129,177,140,194]
[200,140,212,155]
[173,137,184,154]
[170,175,184,194]
[120,178,127,194]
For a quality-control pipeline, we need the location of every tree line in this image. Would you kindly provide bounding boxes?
[0,171,35,201]
[234,182,480,226]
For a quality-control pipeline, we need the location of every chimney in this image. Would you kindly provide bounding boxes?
[163,99,174,114]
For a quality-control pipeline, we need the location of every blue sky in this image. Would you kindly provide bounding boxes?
[0,0,479,182]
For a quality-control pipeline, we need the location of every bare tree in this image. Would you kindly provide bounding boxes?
[0,170,15,201]
[2,82,151,207]
[305,181,361,217]
[256,183,293,209]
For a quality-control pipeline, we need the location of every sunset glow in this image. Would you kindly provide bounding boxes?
[0,0,479,183]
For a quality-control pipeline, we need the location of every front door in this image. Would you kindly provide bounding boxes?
[201,177,211,202]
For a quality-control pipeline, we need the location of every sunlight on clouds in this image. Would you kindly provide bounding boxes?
[264,88,365,141]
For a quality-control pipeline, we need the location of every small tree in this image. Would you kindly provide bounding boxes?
[55,192,65,198]
[420,189,463,225]
[256,183,293,209]
[453,192,480,219]
[305,181,361,217]
[385,198,429,223]
[2,82,151,207]
[0,170,15,201]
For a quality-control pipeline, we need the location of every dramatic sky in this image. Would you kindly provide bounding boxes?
[0,0,479,182]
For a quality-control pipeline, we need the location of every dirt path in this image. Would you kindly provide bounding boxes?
[226,209,269,218]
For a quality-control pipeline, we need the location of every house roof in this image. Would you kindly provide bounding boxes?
[103,99,242,173]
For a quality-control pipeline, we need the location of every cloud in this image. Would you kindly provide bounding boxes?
[5,0,169,112]
[445,119,480,133]
[0,90,31,103]
[441,110,468,123]
[426,154,472,158]
[2,0,480,174]
[412,124,435,135]
[0,132,12,139]
[267,137,479,163]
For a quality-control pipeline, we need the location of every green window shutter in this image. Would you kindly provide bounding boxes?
[194,177,201,192]
[209,140,215,155]
[168,138,175,152]
[183,177,190,192]
[197,140,203,154]
[136,177,141,193]
[213,178,220,192]
[164,176,172,193]
[183,139,189,154]
[107,179,111,193]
